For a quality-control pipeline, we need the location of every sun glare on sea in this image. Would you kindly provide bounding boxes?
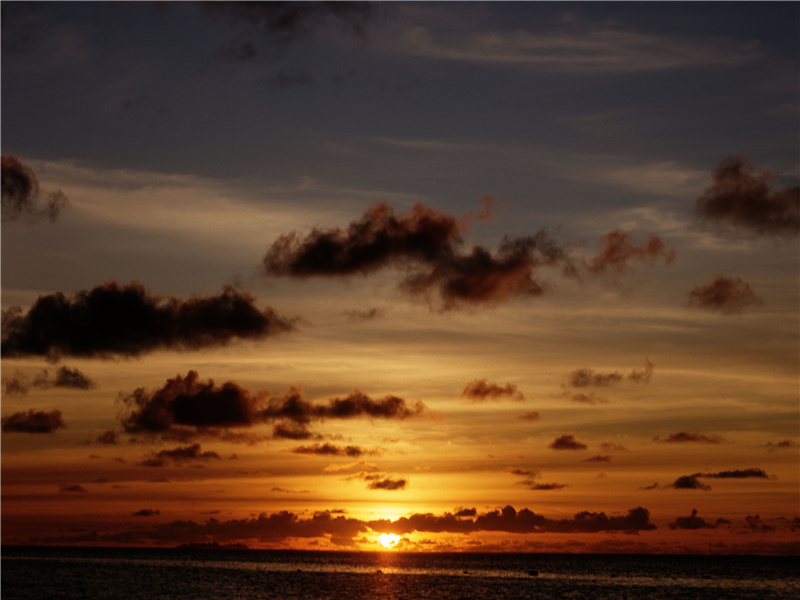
[379,533,400,549]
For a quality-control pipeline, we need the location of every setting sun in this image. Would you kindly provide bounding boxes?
[379,533,401,549]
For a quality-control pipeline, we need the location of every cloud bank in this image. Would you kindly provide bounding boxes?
[1,281,297,359]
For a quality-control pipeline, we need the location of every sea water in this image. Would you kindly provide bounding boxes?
[2,546,798,600]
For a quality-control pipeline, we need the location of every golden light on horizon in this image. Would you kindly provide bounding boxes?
[379,533,401,549]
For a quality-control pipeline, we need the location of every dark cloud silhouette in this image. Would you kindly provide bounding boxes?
[133,509,160,517]
[567,359,654,390]
[49,504,657,547]
[263,201,574,310]
[272,423,315,440]
[517,411,541,421]
[670,475,711,490]
[59,484,88,493]
[548,434,587,450]
[669,509,716,530]
[656,432,724,444]
[745,514,774,532]
[703,468,769,479]
[96,430,119,445]
[568,368,623,388]
[121,371,429,440]
[122,371,268,434]
[688,274,764,315]
[290,443,370,457]
[2,366,96,396]
[587,231,675,273]
[460,379,524,402]
[669,468,769,490]
[627,358,654,383]
[366,476,407,490]
[764,439,799,452]
[569,392,609,405]
[1,409,65,434]
[260,386,429,424]
[204,1,375,45]
[695,155,800,237]
[584,455,612,463]
[1,281,297,360]
[138,443,221,467]
[454,507,477,517]
[375,505,655,535]
[1,155,68,222]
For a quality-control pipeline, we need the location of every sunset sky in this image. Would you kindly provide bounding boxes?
[2,2,798,555]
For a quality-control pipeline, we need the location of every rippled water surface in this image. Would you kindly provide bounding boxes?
[3,547,798,600]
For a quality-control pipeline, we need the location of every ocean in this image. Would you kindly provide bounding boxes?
[2,546,798,600]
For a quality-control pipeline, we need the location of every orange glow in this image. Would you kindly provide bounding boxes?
[379,533,401,549]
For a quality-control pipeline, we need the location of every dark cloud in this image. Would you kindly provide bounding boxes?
[509,468,567,490]
[96,430,119,445]
[263,201,574,310]
[584,455,612,463]
[569,393,608,405]
[59,484,88,494]
[132,509,160,517]
[122,371,267,434]
[517,411,541,421]
[687,274,764,315]
[656,432,724,444]
[49,504,657,547]
[290,443,370,457]
[548,434,587,450]
[1,155,68,223]
[1,281,297,360]
[260,387,429,424]
[460,379,524,402]
[526,482,567,490]
[669,509,716,530]
[695,155,800,237]
[764,439,799,452]
[1,409,65,434]
[2,366,96,396]
[567,359,654,390]
[587,231,675,273]
[272,423,316,440]
[204,1,375,45]
[377,505,656,535]
[568,368,623,388]
[669,468,770,490]
[745,514,774,532]
[121,371,429,440]
[670,475,711,490]
[454,507,477,517]
[366,476,407,491]
[703,468,769,479]
[138,444,221,467]
[627,358,654,383]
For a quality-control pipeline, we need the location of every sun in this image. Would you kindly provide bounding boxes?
[379,533,400,549]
